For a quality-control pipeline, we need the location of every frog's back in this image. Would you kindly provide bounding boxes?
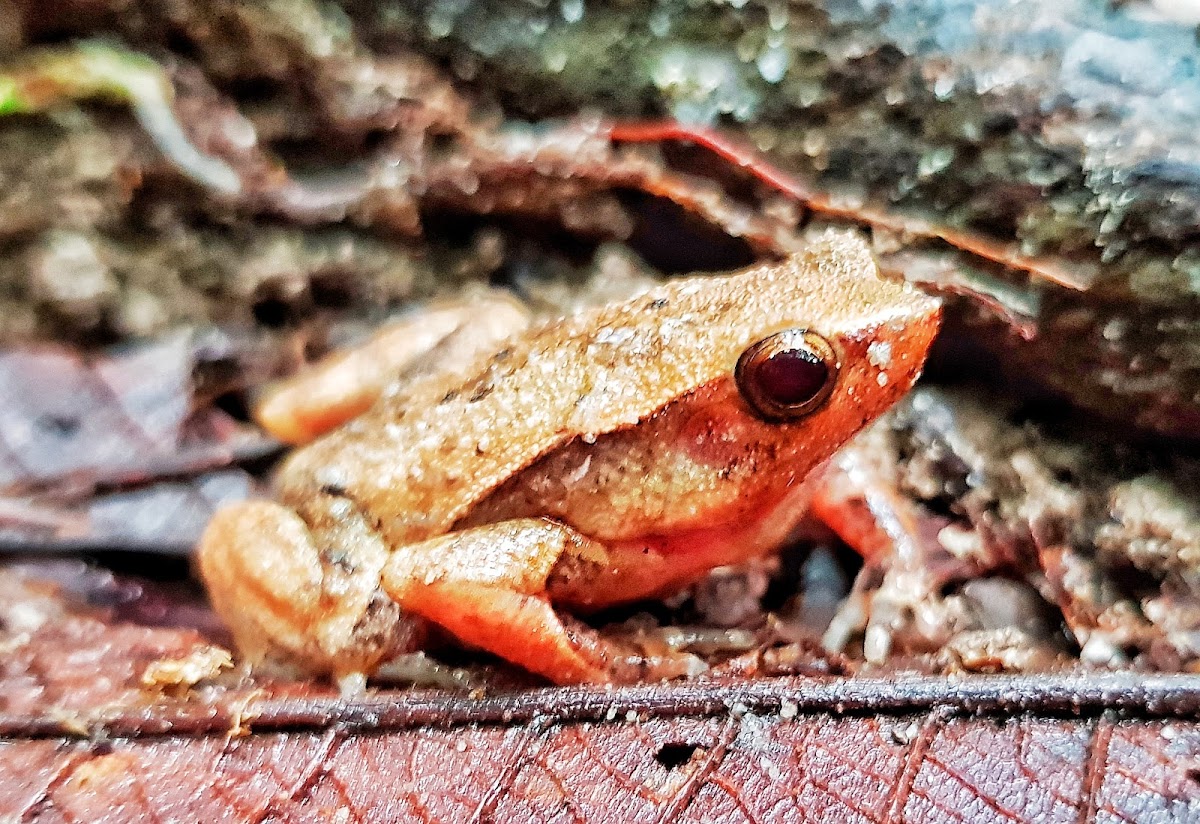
[275,232,931,546]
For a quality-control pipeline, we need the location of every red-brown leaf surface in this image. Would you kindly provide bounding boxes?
[4,560,1200,823]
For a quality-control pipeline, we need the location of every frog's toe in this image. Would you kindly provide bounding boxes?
[197,500,424,681]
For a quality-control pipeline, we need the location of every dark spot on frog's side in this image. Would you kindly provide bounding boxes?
[470,382,495,403]
[650,297,670,310]
[441,389,460,404]
[321,548,356,574]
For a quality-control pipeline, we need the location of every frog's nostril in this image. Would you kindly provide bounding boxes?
[735,329,837,420]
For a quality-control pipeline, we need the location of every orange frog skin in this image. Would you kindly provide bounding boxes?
[198,231,941,686]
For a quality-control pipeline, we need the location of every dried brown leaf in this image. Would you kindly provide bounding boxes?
[0,335,274,494]
[3,559,1200,822]
[0,335,277,551]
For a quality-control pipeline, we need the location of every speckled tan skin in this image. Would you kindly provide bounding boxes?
[198,232,941,685]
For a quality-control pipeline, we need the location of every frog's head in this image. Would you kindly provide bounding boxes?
[486,230,943,602]
[608,229,943,459]
[717,230,943,454]
[503,230,942,550]
[623,229,942,512]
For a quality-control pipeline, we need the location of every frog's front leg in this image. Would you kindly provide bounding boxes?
[198,499,427,689]
[381,519,704,684]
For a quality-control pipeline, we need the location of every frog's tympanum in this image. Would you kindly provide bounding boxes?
[198,232,941,686]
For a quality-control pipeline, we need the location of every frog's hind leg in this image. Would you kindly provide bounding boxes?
[197,500,426,687]
[380,518,703,685]
[255,293,530,444]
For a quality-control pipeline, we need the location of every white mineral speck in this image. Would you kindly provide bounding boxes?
[767,0,788,30]
[1102,318,1127,341]
[595,326,634,345]
[864,624,892,663]
[1149,0,1200,24]
[917,147,955,178]
[866,340,892,368]
[545,48,568,73]
[876,372,888,387]
[221,114,258,149]
[426,10,453,38]
[933,74,956,100]
[937,525,983,559]
[565,455,592,484]
[315,467,347,488]
[560,0,583,23]
[648,8,670,37]
[651,47,759,124]
[756,47,790,83]
[889,720,920,746]
[1080,634,1126,666]
[5,603,48,634]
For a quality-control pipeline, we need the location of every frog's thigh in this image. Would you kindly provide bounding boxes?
[198,500,421,682]
[382,519,685,685]
[256,294,530,443]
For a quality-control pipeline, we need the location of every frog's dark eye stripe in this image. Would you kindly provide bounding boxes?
[735,329,838,420]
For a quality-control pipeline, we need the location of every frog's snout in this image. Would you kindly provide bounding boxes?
[795,230,943,377]
[882,285,943,372]
[846,284,943,411]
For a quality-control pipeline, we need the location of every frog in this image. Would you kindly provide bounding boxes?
[197,231,942,687]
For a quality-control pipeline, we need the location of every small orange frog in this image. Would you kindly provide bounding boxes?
[198,232,941,686]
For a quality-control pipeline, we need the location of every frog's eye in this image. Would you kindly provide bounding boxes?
[735,329,838,420]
